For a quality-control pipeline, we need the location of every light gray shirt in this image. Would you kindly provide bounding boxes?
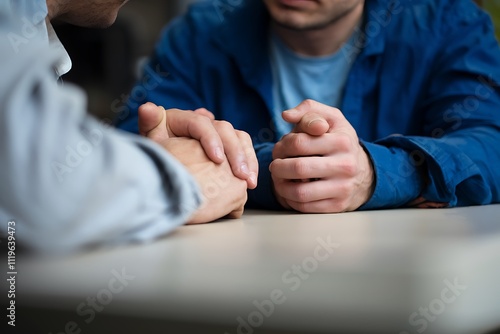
[0,3,202,252]
[269,30,360,139]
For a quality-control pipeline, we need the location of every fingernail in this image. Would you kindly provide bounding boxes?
[283,109,299,114]
[308,118,324,127]
[249,172,258,186]
[215,147,224,160]
[240,163,250,175]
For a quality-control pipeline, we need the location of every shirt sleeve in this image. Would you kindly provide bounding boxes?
[0,25,202,253]
[361,0,500,210]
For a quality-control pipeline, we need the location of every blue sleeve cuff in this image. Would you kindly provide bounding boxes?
[359,140,424,210]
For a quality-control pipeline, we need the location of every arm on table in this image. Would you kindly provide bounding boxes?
[0,38,202,252]
[361,1,500,209]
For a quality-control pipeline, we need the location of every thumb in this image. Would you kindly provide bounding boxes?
[283,100,346,135]
[291,112,330,136]
[281,99,329,123]
[138,102,169,142]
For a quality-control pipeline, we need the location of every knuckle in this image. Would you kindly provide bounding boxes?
[188,112,212,128]
[292,184,310,202]
[335,134,352,152]
[292,160,309,178]
[197,114,213,125]
[324,197,347,213]
[337,199,352,212]
[291,201,310,213]
[290,134,306,153]
[331,107,341,115]
[332,201,348,213]
[336,182,352,198]
[236,130,252,144]
[215,120,235,132]
[340,159,358,177]
[302,99,316,108]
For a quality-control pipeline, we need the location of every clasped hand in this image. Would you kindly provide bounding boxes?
[138,102,257,223]
[271,100,374,213]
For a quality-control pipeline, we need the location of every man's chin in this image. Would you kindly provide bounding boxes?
[272,17,326,32]
[56,12,119,29]
[88,13,120,29]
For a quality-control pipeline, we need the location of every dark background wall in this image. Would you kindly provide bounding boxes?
[55,0,198,122]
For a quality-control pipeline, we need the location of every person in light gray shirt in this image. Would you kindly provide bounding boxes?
[0,0,258,252]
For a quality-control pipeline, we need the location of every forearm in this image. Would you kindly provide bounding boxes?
[361,126,500,210]
[0,45,201,252]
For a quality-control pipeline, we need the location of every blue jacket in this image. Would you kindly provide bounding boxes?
[117,0,500,210]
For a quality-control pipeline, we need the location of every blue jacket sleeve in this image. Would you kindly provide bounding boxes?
[361,1,500,209]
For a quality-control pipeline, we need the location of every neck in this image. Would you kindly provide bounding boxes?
[272,3,364,57]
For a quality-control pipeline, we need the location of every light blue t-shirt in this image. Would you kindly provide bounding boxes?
[269,30,360,138]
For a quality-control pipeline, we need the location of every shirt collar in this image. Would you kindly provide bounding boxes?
[10,0,47,24]
[8,0,72,77]
[211,1,272,96]
[46,21,72,77]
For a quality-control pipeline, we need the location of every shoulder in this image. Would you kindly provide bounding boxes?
[389,0,487,29]
[366,0,489,47]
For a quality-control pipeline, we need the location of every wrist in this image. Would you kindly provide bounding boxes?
[357,142,376,209]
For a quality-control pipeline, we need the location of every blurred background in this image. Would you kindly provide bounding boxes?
[54,0,198,122]
[56,0,499,123]
[482,0,500,39]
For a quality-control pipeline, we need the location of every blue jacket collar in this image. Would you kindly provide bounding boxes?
[361,0,396,57]
[211,1,272,98]
[209,0,390,93]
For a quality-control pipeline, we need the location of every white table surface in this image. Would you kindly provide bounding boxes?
[5,205,500,334]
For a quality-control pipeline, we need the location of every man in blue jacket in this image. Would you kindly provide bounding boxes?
[118,0,500,213]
